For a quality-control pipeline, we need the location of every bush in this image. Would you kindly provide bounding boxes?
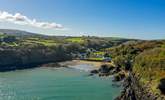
[133,47,165,93]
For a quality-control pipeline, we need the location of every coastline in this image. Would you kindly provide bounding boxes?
[59,60,105,68]
[0,59,109,72]
[59,60,115,71]
[115,72,165,100]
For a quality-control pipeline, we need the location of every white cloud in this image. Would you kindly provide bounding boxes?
[0,11,64,30]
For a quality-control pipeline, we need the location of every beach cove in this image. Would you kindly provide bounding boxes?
[0,62,122,100]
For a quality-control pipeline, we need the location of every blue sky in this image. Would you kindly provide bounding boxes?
[0,0,164,39]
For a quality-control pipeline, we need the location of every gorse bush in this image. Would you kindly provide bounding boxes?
[133,47,165,93]
[104,40,165,94]
[133,48,165,81]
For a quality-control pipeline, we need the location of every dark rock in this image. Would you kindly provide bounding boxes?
[41,63,67,68]
[99,64,110,73]
[115,72,165,100]
[90,69,99,74]
[113,72,125,82]
[115,66,121,72]
[88,73,94,76]
[158,78,165,94]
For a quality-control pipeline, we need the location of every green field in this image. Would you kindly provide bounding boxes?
[66,37,84,43]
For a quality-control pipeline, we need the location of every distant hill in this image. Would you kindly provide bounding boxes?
[0,29,42,37]
[0,29,134,41]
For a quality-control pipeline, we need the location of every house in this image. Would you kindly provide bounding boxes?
[79,53,87,60]
[103,52,112,62]
[103,56,112,62]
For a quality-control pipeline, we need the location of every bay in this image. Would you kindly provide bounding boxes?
[0,64,121,100]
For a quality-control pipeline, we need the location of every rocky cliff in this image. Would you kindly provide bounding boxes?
[116,72,165,100]
[0,46,72,71]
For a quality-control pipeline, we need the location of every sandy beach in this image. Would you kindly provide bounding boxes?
[59,60,112,69]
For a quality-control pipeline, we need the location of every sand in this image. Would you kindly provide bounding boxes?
[59,60,112,68]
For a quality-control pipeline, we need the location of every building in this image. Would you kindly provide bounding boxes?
[103,56,112,62]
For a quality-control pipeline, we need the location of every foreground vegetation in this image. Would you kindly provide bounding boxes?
[100,40,165,96]
[134,47,165,94]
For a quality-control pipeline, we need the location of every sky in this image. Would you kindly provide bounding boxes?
[0,0,164,39]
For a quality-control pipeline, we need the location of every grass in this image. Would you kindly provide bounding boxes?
[133,47,165,94]
[0,36,84,47]
[0,42,18,47]
[87,57,104,61]
[138,69,165,94]
[93,51,105,55]
[66,37,84,43]
[23,38,57,46]
[161,44,165,48]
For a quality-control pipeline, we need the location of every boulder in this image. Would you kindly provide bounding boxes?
[90,69,99,74]
[113,72,125,82]
[158,78,165,94]
[99,64,110,73]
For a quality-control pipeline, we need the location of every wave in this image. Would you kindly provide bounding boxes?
[68,64,96,72]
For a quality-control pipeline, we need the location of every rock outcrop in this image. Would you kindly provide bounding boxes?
[158,78,165,95]
[115,72,165,100]
[0,46,72,71]
[113,71,125,82]
[90,64,117,76]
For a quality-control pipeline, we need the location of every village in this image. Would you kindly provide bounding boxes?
[76,48,112,62]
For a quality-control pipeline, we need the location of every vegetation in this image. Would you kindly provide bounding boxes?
[0,29,129,71]
[86,57,104,61]
[66,37,84,43]
[133,47,165,93]
[102,40,165,95]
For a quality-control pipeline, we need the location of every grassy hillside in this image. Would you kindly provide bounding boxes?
[133,47,165,94]
[102,40,165,95]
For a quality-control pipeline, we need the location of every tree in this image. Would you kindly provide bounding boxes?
[3,35,17,43]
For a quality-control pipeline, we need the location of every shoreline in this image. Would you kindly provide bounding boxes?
[0,59,71,72]
[59,60,105,68]
[0,59,108,72]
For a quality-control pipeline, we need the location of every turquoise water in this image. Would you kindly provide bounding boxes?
[0,65,121,100]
